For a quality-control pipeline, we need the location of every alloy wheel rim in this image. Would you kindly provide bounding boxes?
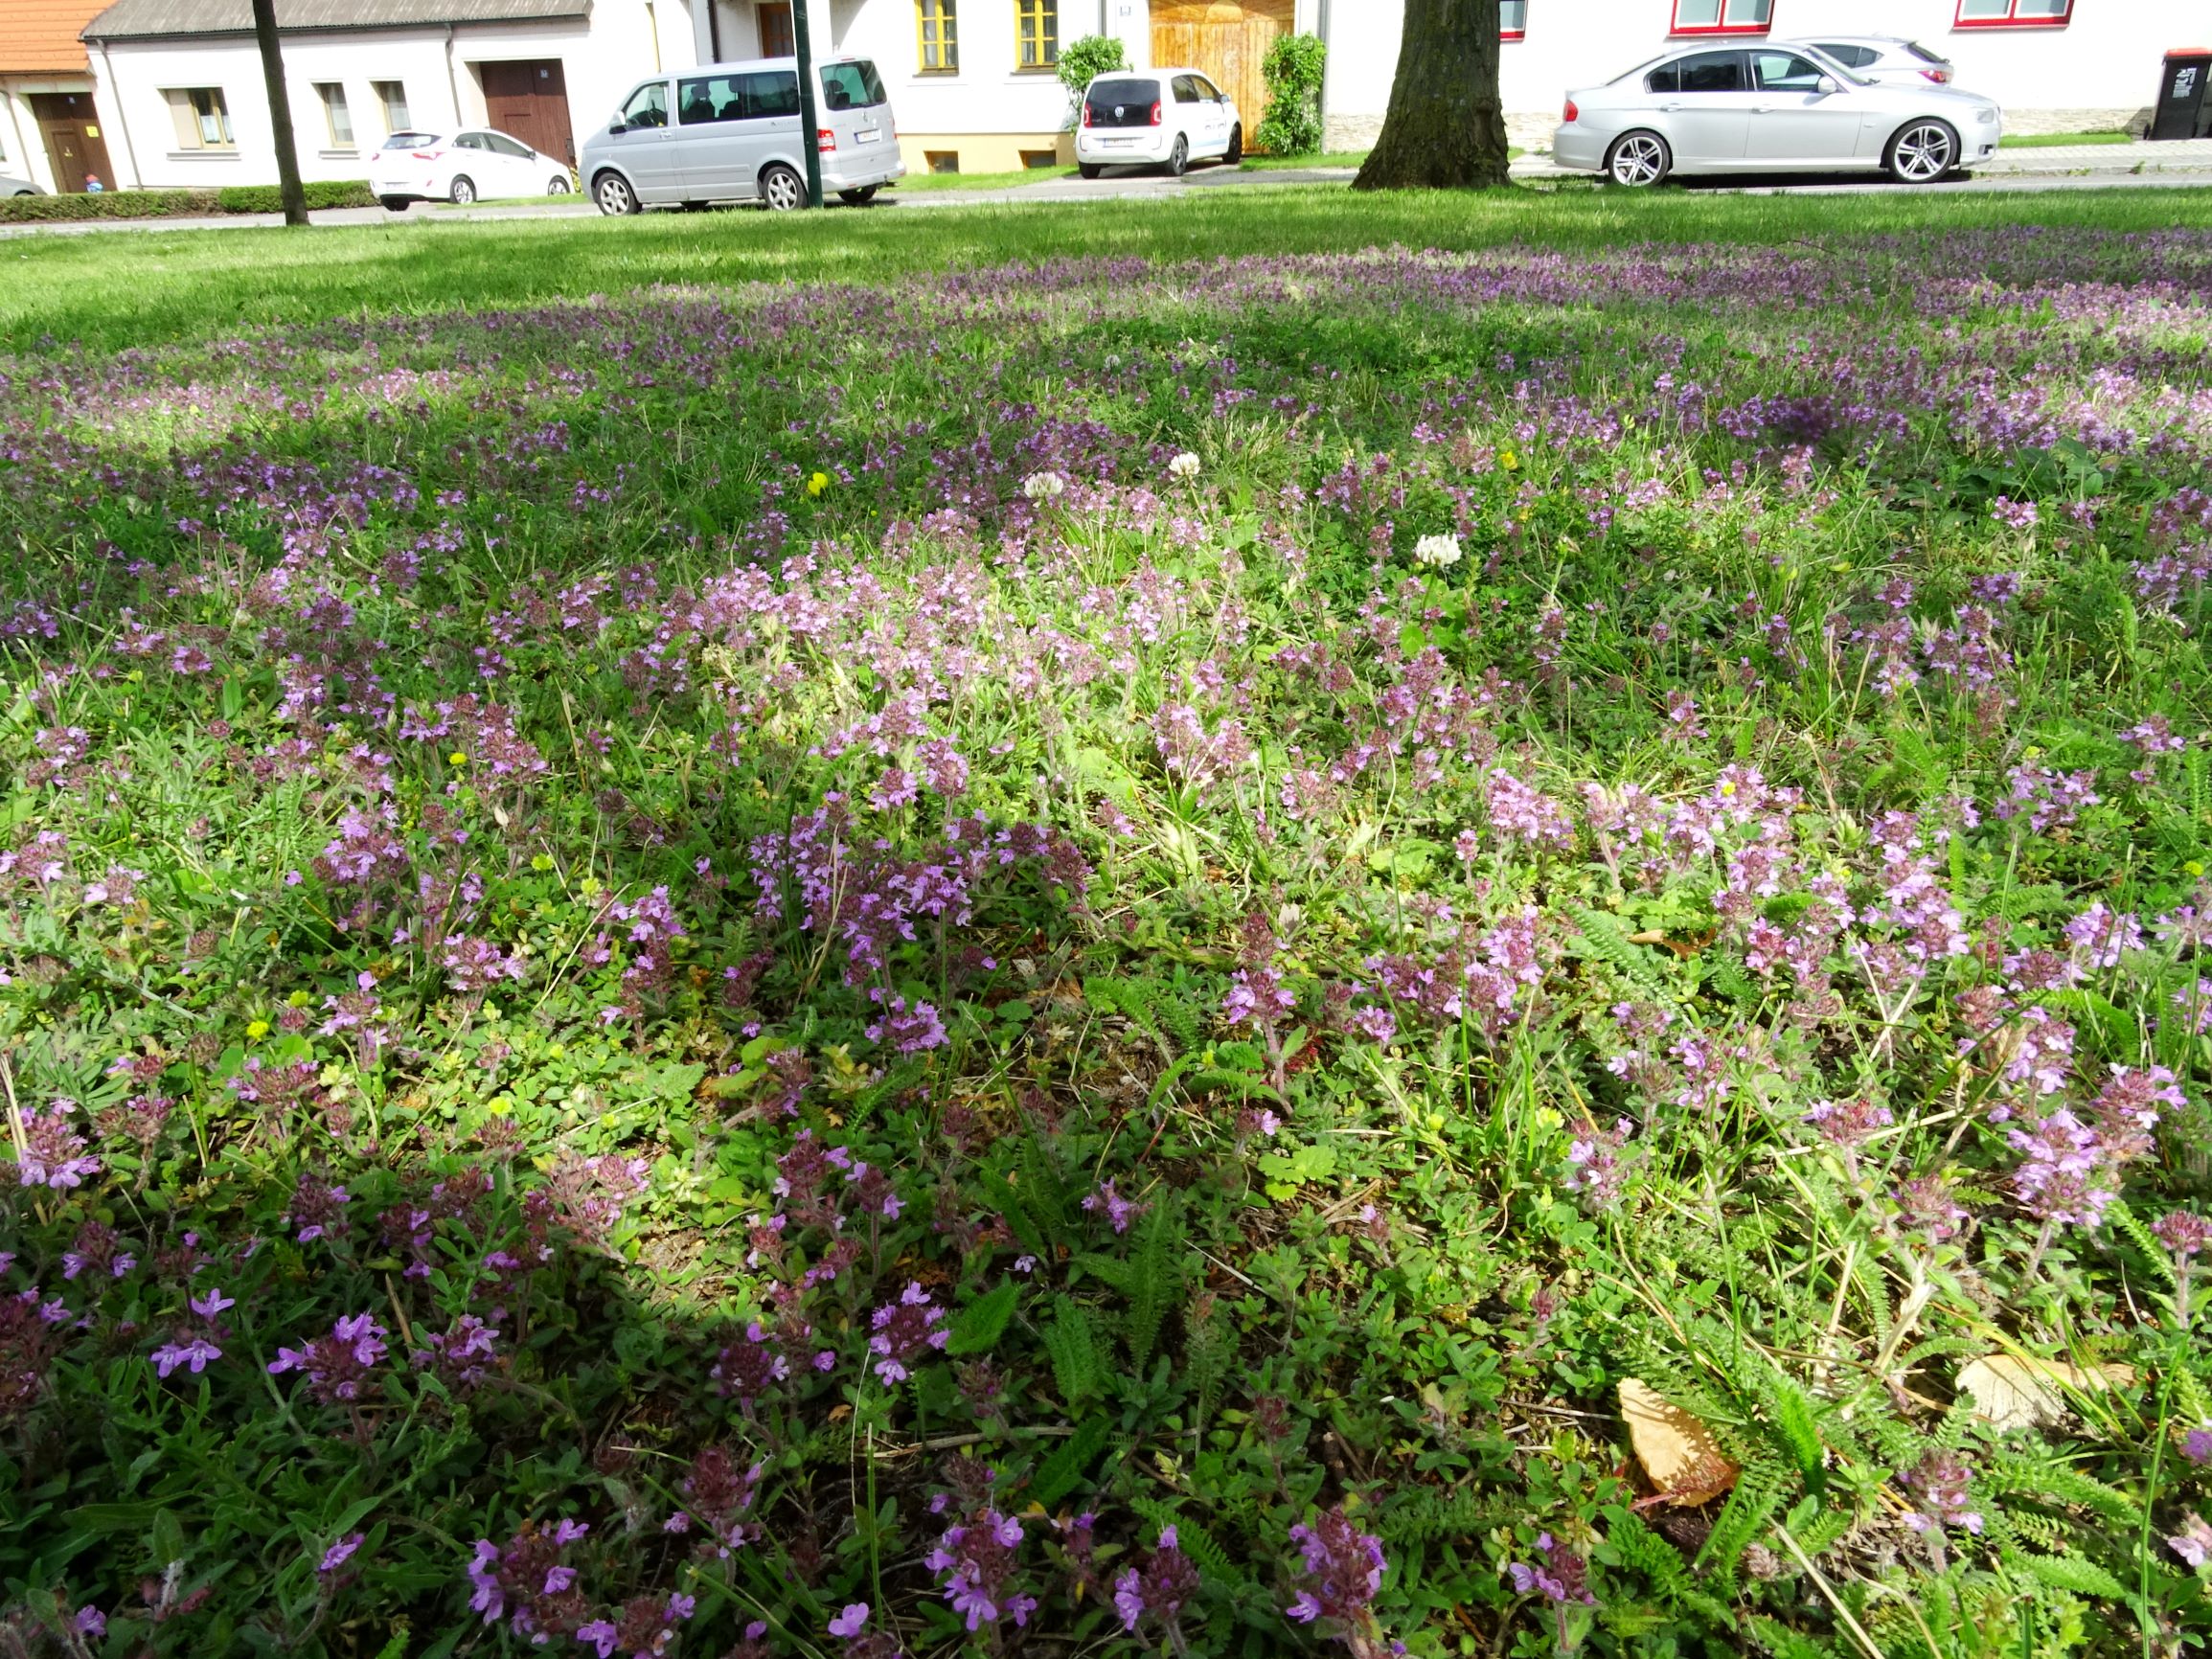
[454,181,474,203]
[1614,138,1661,185]
[598,180,627,213]
[767,172,799,209]
[1897,125,1951,179]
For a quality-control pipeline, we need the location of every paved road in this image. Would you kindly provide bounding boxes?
[4,140,2207,237]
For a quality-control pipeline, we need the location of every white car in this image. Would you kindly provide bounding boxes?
[1788,34,1957,87]
[1076,69,1242,178]
[1553,43,2000,186]
[370,127,575,209]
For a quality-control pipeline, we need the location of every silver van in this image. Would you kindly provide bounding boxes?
[580,56,904,214]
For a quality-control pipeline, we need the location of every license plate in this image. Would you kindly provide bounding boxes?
[853,128,879,145]
[1104,138,1134,147]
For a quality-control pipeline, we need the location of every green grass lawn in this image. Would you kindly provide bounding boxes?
[3,174,2212,1658]
[1997,129,2136,148]
[5,183,2207,352]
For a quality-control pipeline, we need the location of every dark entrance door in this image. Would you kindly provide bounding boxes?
[28,92,115,193]
[478,60,575,166]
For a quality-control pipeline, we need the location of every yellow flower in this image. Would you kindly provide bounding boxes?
[1500,449,1519,470]
[807,470,831,497]
[531,852,555,872]
[2189,860,2206,877]
[246,1019,270,1039]
[448,751,467,766]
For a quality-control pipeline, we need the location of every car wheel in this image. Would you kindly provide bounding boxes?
[1078,163,1102,180]
[761,163,806,211]
[1224,123,1243,166]
[1885,119,1958,184]
[1606,130,1671,187]
[448,174,477,205]
[1164,134,1188,177]
[593,171,640,216]
[837,185,878,204]
[378,195,411,213]
[546,173,573,194]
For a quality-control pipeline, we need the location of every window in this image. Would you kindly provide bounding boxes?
[621,81,671,127]
[1650,49,1747,91]
[316,81,353,146]
[1194,74,1224,100]
[1750,50,1826,90]
[1812,42,1876,67]
[1015,0,1056,68]
[1954,0,2069,24]
[924,148,959,171]
[486,131,532,157]
[374,80,410,132]
[820,60,888,110]
[759,3,795,56]
[164,87,235,149]
[1501,0,1527,37]
[1670,0,1771,34]
[917,0,957,71]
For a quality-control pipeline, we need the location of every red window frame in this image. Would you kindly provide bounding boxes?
[1669,0,1773,35]
[1952,0,2071,27]
[1500,0,1526,39]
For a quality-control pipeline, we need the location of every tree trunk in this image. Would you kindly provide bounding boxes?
[1352,0,1510,191]
[250,0,309,226]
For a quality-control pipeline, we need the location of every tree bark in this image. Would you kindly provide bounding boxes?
[1352,0,1511,191]
[250,0,309,227]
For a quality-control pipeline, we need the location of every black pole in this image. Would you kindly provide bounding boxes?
[790,0,824,208]
[250,0,308,225]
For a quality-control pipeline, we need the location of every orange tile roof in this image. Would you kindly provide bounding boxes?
[0,0,111,73]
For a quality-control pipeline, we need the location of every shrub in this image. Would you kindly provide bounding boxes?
[1055,34,1129,128]
[1253,32,1327,155]
[0,180,375,223]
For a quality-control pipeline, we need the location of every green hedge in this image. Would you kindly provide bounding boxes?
[0,179,375,222]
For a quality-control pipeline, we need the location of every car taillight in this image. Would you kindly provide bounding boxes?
[1149,100,1162,125]
[1081,103,1092,126]
[818,126,835,152]
[411,148,443,160]
[1562,98,1579,123]
[1920,67,1950,82]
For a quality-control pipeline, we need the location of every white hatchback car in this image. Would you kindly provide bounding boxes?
[1076,69,1243,178]
[1789,35,1956,87]
[371,127,575,209]
[1553,43,2000,186]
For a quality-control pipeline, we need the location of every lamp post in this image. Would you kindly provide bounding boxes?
[790,0,824,208]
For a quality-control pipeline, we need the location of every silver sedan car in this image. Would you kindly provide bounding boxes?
[1553,43,2000,186]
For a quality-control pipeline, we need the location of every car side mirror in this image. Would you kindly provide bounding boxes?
[609,120,628,134]
[1816,76,1839,94]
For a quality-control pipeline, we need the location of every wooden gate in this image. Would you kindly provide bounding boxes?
[478,60,575,166]
[28,92,114,194]
[1149,0,1294,148]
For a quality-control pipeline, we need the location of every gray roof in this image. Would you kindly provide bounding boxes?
[82,0,589,40]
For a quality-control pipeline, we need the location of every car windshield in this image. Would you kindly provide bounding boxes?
[380,131,442,149]
[819,60,887,110]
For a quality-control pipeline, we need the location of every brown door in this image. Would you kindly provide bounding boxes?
[1150,0,1293,150]
[478,60,575,166]
[758,4,795,57]
[28,92,116,193]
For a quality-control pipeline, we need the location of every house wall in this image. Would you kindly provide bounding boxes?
[84,0,694,189]
[1323,0,2192,151]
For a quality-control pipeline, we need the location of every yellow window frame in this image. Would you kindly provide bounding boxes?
[917,0,958,72]
[1015,0,1057,68]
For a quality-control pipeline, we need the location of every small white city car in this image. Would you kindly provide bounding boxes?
[1076,69,1243,178]
[1787,34,1958,87]
[579,57,904,214]
[1553,42,2001,186]
[370,127,574,209]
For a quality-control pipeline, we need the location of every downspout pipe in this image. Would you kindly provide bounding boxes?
[96,40,144,188]
[445,23,463,126]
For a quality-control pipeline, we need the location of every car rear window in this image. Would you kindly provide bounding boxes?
[820,60,887,111]
[1904,39,1948,63]
[381,131,441,148]
[1087,78,1159,107]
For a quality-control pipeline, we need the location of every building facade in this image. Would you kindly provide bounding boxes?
[4,0,126,192]
[72,0,2197,192]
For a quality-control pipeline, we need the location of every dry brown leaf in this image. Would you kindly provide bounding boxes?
[1619,1377,1739,1507]
[1955,1354,2136,1432]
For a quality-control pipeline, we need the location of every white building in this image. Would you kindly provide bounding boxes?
[74,0,2193,192]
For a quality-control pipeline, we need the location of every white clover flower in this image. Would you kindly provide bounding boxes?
[1413,534,1463,569]
[1022,470,1066,502]
[1168,451,1201,480]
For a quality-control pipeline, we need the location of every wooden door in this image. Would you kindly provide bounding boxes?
[479,60,576,165]
[28,92,115,193]
[758,3,795,57]
[1150,0,1293,148]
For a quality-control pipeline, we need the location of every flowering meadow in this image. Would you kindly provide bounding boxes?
[2,211,2212,1659]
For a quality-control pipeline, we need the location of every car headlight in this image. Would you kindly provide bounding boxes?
[1977,107,1997,123]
